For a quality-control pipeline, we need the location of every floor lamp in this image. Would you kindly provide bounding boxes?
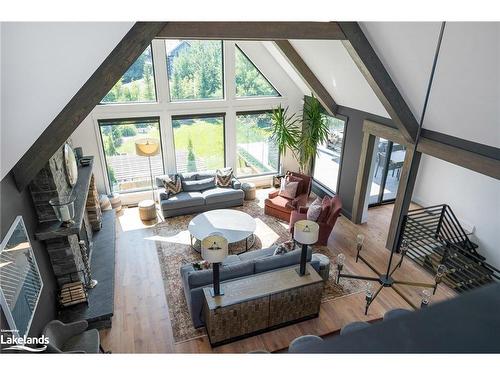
[135,138,160,216]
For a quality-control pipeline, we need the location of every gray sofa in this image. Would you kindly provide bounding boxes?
[155,171,244,218]
[180,245,320,328]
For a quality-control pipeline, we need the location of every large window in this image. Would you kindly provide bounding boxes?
[172,114,225,173]
[101,45,156,104]
[98,118,163,193]
[166,40,224,101]
[236,112,279,177]
[312,115,346,193]
[235,45,280,98]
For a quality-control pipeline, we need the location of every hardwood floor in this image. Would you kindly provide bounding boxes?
[100,190,456,353]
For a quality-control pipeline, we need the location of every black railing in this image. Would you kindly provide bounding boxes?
[400,204,500,293]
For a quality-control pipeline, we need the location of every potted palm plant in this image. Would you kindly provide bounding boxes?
[299,95,330,174]
[270,104,300,186]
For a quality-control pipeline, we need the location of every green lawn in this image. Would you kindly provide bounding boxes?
[173,119,225,170]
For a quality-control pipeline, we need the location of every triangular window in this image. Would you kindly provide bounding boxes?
[235,45,280,98]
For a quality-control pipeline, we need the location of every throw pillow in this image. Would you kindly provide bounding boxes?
[317,196,332,223]
[162,174,182,196]
[216,167,233,187]
[182,177,216,192]
[306,197,323,221]
[279,180,299,199]
[273,240,296,255]
[286,174,304,195]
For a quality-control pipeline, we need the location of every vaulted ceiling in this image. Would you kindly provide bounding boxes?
[1,22,499,183]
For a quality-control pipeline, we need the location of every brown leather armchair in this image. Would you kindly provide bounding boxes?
[264,171,312,222]
[289,195,343,246]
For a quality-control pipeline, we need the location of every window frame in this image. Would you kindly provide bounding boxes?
[311,113,348,195]
[171,112,227,173]
[99,44,158,106]
[90,40,294,197]
[234,44,282,99]
[165,40,226,103]
[235,109,280,178]
[97,116,165,194]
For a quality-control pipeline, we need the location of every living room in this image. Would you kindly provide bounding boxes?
[1,2,500,373]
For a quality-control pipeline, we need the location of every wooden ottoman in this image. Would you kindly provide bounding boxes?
[138,199,156,221]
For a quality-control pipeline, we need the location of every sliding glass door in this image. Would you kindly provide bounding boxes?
[368,138,406,206]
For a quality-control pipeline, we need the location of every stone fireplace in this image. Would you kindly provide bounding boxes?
[29,141,102,287]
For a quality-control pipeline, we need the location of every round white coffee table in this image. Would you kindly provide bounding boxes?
[188,209,257,254]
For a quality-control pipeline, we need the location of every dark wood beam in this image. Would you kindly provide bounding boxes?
[274,40,338,116]
[417,137,500,180]
[351,130,376,224]
[386,147,421,251]
[420,129,500,162]
[338,22,420,144]
[362,120,409,147]
[157,22,346,41]
[11,22,166,191]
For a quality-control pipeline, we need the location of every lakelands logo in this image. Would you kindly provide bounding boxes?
[1,330,49,352]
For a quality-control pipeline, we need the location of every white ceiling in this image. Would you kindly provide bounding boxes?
[1,22,133,179]
[422,22,500,148]
[287,39,389,117]
[359,22,442,123]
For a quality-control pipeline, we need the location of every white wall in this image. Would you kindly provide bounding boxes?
[413,155,500,268]
[71,40,305,198]
[0,22,133,179]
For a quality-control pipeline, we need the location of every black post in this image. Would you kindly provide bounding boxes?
[298,244,308,276]
[212,262,221,296]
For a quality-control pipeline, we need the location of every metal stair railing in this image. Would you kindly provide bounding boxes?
[400,204,499,293]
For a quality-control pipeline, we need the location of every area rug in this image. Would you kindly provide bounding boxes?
[154,198,364,344]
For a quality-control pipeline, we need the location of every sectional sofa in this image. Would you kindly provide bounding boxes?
[155,171,244,218]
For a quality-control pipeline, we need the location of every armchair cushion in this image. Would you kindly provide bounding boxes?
[268,189,279,199]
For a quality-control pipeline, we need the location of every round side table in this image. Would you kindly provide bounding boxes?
[138,199,157,221]
[241,182,256,200]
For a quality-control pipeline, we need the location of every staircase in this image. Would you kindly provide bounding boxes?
[400,204,500,293]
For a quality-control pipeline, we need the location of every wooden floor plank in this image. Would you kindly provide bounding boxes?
[100,190,456,353]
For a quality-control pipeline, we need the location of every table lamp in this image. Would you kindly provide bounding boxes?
[135,138,160,202]
[201,232,228,297]
[293,220,319,276]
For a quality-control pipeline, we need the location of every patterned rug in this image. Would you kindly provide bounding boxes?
[154,198,364,344]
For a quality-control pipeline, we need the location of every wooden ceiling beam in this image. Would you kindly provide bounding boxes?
[338,22,420,144]
[417,136,500,180]
[157,22,346,41]
[11,22,167,191]
[274,40,338,116]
